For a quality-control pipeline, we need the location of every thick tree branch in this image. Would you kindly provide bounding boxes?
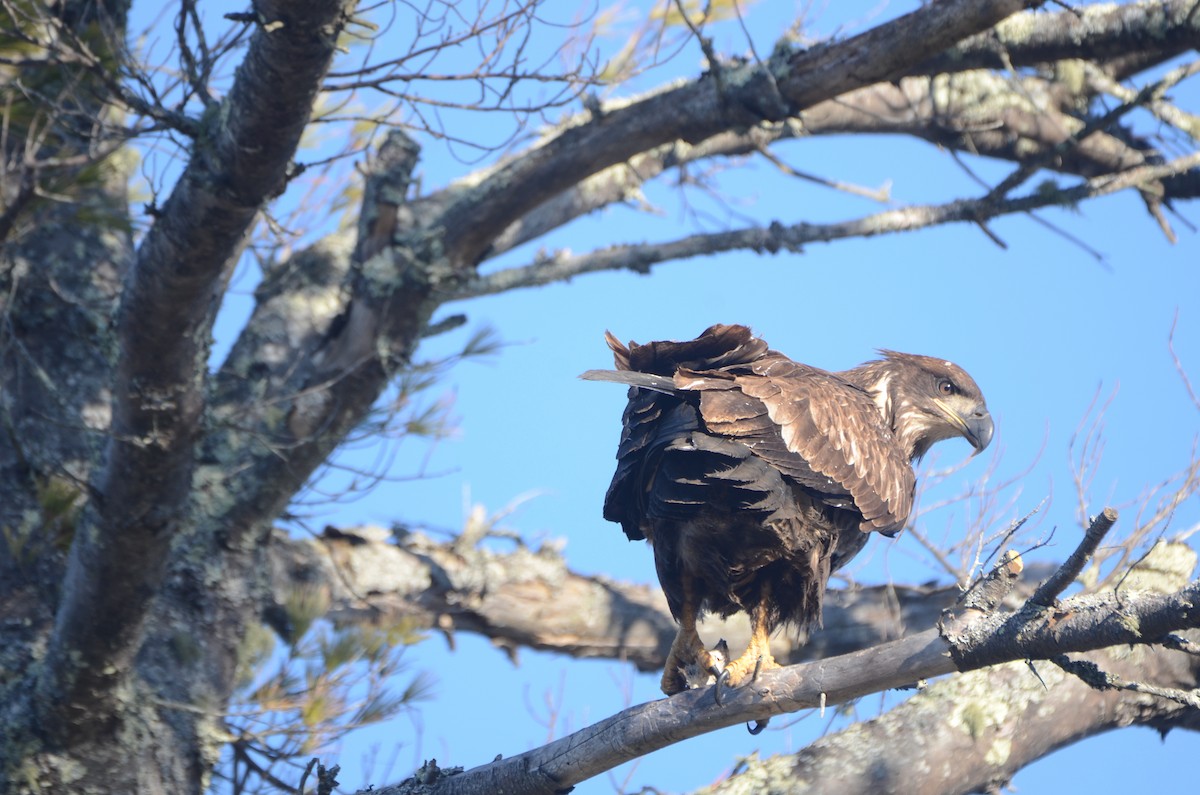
[270,528,1059,672]
[452,151,1200,299]
[201,135,433,568]
[471,0,1200,254]
[486,59,1197,270]
[704,644,1200,795]
[35,0,357,745]
[913,0,1200,76]
[704,533,1200,795]
[376,577,1200,795]
[437,0,1040,265]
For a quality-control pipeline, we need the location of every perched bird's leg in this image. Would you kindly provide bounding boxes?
[722,589,780,688]
[661,574,720,695]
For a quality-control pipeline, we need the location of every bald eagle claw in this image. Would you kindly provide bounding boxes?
[747,719,769,735]
[712,668,732,706]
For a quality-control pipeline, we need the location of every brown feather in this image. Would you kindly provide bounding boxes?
[597,324,990,640]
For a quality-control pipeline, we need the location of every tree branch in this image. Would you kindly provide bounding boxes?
[704,537,1200,794]
[452,151,1200,300]
[911,0,1200,76]
[1030,507,1118,606]
[271,525,1081,686]
[35,0,356,744]
[269,527,1018,671]
[375,577,1200,794]
[705,644,1200,795]
[479,2,1200,258]
[437,0,1040,265]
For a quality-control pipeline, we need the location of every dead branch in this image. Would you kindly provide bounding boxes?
[1030,507,1119,606]
[1050,654,1200,710]
[962,549,1025,612]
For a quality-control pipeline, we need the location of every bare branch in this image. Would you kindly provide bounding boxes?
[1051,654,1200,710]
[962,549,1025,612]
[482,66,1187,262]
[436,0,1040,266]
[978,57,1200,209]
[1084,60,1200,143]
[706,643,1200,795]
[269,524,1022,673]
[1030,507,1119,606]
[451,151,1200,300]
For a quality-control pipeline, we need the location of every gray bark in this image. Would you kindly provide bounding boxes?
[371,574,1200,795]
[701,646,1200,795]
[2,0,361,790]
[270,526,999,671]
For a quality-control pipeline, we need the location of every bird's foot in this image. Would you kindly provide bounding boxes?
[726,653,776,732]
[666,639,729,696]
[710,648,781,707]
[712,667,732,706]
[721,649,779,689]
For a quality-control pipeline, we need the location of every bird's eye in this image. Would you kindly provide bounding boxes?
[938,379,955,396]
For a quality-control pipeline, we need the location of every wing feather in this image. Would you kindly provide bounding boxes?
[599,324,916,543]
[731,365,914,532]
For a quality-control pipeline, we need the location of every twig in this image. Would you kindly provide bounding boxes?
[905,523,967,583]
[960,549,1024,612]
[1169,311,1200,414]
[971,499,1046,584]
[1160,633,1200,656]
[297,757,318,794]
[1030,507,1118,607]
[1050,654,1200,710]
[754,144,891,203]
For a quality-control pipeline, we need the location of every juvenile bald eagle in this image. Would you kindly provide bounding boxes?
[584,324,992,696]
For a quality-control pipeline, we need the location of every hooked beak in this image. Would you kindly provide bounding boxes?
[961,408,994,454]
[935,399,994,454]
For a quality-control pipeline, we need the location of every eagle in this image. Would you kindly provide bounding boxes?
[584,324,993,696]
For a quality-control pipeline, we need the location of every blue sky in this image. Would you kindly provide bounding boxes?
[167,1,1200,791]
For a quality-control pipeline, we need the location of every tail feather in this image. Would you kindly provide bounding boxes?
[579,369,678,395]
[603,330,631,370]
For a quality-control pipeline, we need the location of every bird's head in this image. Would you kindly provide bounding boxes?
[857,351,994,461]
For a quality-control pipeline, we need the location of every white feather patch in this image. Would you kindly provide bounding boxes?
[868,372,892,419]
